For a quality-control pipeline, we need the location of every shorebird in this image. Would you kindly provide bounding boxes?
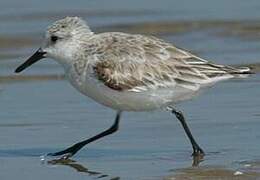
[15,17,251,159]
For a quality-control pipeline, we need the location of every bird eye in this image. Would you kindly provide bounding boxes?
[51,35,59,43]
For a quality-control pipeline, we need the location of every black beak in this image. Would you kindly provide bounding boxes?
[15,48,46,73]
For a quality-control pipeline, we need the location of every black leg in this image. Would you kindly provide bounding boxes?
[48,111,121,159]
[170,108,204,157]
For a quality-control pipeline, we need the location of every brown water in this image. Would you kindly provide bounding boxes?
[1,0,260,179]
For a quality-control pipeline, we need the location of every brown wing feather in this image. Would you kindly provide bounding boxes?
[92,33,244,91]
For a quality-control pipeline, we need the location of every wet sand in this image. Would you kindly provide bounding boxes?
[1,1,260,179]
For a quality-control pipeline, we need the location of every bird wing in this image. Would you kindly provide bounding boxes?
[91,33,247,92]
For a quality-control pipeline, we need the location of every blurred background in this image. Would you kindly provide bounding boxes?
[1,0,260,179]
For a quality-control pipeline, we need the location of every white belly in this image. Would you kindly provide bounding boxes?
[67,70,201,111]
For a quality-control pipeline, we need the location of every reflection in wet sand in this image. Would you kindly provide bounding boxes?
[47,158,119,179]
[48,158,101,175]
[192,154,204,167]
[45,153,203,179]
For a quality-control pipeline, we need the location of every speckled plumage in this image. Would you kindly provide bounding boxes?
[43,17,251,111]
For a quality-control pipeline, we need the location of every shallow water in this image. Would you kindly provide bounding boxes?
[1,0,260,180]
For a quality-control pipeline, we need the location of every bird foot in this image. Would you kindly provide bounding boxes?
[48,151,73,160]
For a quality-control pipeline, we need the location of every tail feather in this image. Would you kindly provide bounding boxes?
[227,66,254,79]
[231,66,253,74]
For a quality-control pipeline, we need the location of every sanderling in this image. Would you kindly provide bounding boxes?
[15,17,252,159]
